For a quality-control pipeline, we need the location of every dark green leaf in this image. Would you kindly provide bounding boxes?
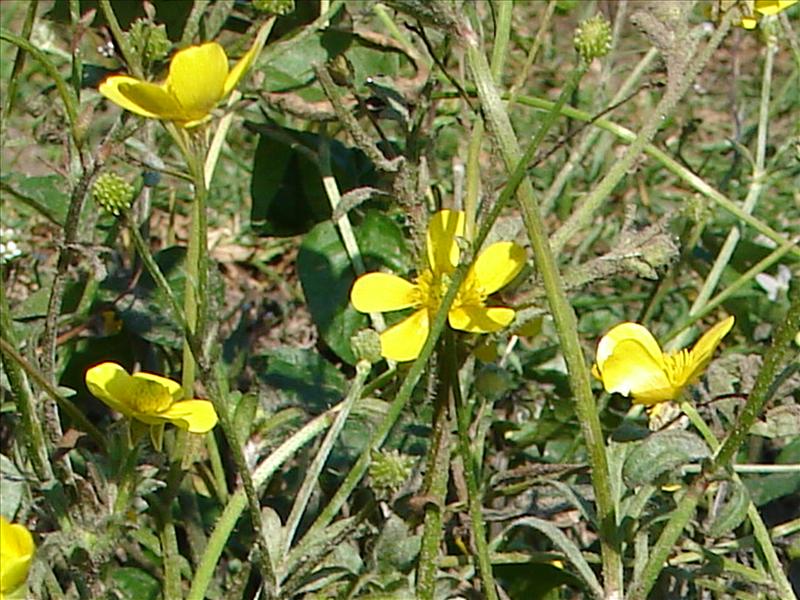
[622,430,710,487]
[706,479,751,538]
[108,567,160,600]
[253,347,346,412]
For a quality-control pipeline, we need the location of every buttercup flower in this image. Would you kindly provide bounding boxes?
[351,210,526,361]
[0,516,34,600]
[86,362,218,438]
[592,316,734,405]
[99,24,269,127]
[740,0,797,29]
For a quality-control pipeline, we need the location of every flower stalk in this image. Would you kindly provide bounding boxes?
[464,27,622,599]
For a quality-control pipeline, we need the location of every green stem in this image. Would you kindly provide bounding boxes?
[0,281,53,480]
[464,27,622,600]
[449,333,498,600]
[668,36,776,350]
[113,438,140,514]
[1,1,37,129]
[187,411,335,600]
[160,518,183,600]
[280,360,371,562]
[98,0,143,79]
[416,344,454,600]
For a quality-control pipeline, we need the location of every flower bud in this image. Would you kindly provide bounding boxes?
[350,329,382,364]
[369,449,415,498]
[93,172,134,216]
[126,19,171,63]
[574,14,612,63]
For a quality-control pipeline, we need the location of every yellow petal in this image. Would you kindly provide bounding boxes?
[132,372,182,402]
[740,15,759,28]
[684,316,734,383]
[223,19,273,97]
[166,43,228,121]
[426,210,465,274]
[85,362,135,417]
[755,0,798,15]
[99,76,184,120]
[595,338,675,404]
[595,322,665,372]
[379,309,429,361]
[449,305,515,333]
[472,241,526,296]
[351,273,420,312]
[158,400,219,433]
[0,517,34,595]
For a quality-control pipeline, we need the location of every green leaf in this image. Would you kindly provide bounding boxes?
[253,347,346,412]
[743,437,800,506]
[749,406,800,438]
[706,479,751,538]
[297,211,411,364]
[248,122,378,236]
[373,515,420,574]
[232,392,258,442]
[261,29,352,92]
[0,454,25,520]
[108,567,160,600]
[622,430,711,487]
[1,173,69,225]
[503,516,604,599]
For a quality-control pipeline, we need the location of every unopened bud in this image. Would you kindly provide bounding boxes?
[369,449,415,498]
[574,14,612,63]
[93,172,134,216]
[351,329,382,364]
[126,19,171,63]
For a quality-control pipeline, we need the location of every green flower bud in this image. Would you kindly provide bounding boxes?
[126,19,171,64]
[253,0,295,15]
[574,14,612,63]
[369,449,415,498]
[350,329,382,364]
[93,172,134,216]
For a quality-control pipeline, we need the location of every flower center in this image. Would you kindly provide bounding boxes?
[662,349,693,388]
[125,379,173,414]
[414,268,485,314]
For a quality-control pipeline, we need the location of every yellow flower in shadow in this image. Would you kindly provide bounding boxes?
[351,210,526,362]
[99,25,269,127]
[592,316,735,405]
[0,517,34,600]
[85,363,218,442]
[740,0,797,29]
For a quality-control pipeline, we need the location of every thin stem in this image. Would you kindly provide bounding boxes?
[160,518,183,600]
[187,411,335,600]
[98,0,143,79]
[464,27,622,600]
[449,333,498,600]
[668,37,776,350]
[0,282,53,480]
[281,360,371,560]
[416,344,454,600]
[112,439,140,514]
[507,0,555,110]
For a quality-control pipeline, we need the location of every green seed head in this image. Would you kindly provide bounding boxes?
[351,329,383,364]
[369,449,415,498]
[574,14,612,63]
[126,19,171,63]
[93,172,134,216]
[253,0,295,15]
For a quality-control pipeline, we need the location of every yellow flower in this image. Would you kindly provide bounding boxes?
[592,316,735,405]
[99,25,269,127]
[85,362,218,436]
[740,0,797,29]
[0,517,34,600]
[351,210,526,362]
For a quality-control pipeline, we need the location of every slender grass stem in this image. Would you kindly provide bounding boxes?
[668,36,776,350]
[464,26,622,599]
[448,333,498,600]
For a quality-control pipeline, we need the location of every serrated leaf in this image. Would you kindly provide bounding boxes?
[622,430,710,487]
[707,479,751,538]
